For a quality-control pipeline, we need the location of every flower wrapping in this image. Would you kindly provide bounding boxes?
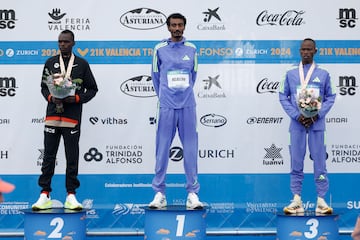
[297,88,322,118]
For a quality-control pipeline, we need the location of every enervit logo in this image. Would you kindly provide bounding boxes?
[338,76,357,96]
[120,75,156,98]
[200,114,227,128]
[0,9,16,29]
[247,117,283,124]
[0,77,17,97]
[256,10,305,26]
[338,8,357,28]
[84,148,103,162]
[256,78,279,94]
[120,8,166,30]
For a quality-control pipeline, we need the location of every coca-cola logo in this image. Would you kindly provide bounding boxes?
[256,10,305,26]
[256,78,279,93]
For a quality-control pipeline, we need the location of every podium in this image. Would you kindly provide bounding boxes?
[23,208,86,240]
[144,205,207,239]
[277,212,339,240]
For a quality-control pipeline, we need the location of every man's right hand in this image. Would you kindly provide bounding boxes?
[51,96,63,104]
[298,114,313,128]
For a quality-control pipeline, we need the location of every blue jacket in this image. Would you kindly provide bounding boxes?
[279,63,336,131]
[151,37,198,109]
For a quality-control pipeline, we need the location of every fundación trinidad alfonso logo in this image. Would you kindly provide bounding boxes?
[120,8,166,30]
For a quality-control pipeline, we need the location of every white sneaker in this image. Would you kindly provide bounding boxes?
[64,194,83,210]
[32,193,52,210]
[149,192,167,209]
[186,192,204,209]
[283,194,304,214]
[316,197,333,214]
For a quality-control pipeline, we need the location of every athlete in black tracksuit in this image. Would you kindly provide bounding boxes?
[38,30,98,197]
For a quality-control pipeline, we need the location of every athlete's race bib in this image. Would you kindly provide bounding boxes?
[167,70,190,89]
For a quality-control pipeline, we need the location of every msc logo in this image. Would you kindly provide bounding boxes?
[338,76,357,96]
[0,9,16,29]
[338,8,357,28]
[0,77,17,97]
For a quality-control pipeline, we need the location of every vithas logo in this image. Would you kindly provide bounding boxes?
[338,8,357,28]
[338,76,357,96]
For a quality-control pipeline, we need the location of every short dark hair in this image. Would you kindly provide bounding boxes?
[61,30,75,41]
[166,13,186,26]
[302,38,316,48]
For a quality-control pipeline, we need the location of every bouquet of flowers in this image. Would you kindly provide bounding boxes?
[297,88,322,118]
[42,68,82,113]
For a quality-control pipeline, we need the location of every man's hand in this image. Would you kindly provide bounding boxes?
[298,114,318,128]
[51,96,63,104]
[64,96,76,103]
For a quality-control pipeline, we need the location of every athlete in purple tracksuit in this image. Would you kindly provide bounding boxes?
[149,13,203,209]
[279,38,336,214]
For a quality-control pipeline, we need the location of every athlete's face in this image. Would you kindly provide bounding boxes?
[168,18,185,42]
[300,40,317,64]
[58,33,75,57]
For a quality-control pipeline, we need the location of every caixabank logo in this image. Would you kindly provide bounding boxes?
[120,8,166,30]
[197,7,225,31]
[338,8,357,28]
[0,9,16,29]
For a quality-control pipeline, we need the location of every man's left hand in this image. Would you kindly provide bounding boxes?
[64,96,76,103]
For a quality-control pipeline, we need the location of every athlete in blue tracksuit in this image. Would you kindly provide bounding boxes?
[279,38,336,214]
[149,13,202,209]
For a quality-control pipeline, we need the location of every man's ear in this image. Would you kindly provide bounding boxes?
[314,48,318,54]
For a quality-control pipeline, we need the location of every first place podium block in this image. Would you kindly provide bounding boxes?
[277,212,339,240]
[144,205,207,240]
[23,208,87,240]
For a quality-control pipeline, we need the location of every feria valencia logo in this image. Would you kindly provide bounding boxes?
[120,8,166,30]
[200,113,227,128]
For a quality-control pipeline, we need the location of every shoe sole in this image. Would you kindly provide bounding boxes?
[283,208,304,214]
[316,208,333,214]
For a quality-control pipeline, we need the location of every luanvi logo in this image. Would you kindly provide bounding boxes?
[263,144,283,166]
[120,8,166,30]
[0,9,16,29]
[338,8,357,28]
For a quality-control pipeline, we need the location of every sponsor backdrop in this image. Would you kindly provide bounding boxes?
[0,0,360,235]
